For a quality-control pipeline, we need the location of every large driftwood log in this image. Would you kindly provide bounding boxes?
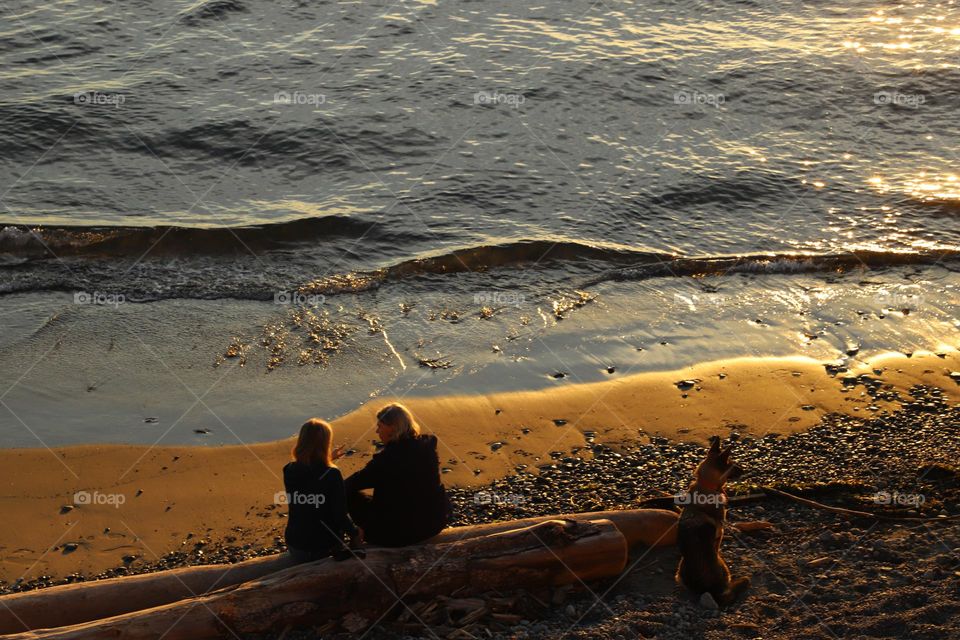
[3,519,627,640]
[0,555,295,635]
[0,508,677,634]
[430,508,679,547]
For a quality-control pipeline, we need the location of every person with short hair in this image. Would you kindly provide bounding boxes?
[345,403,449,546]
[283,418,361,563]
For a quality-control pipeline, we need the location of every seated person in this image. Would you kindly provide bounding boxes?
[283,418,361,562]
[345,403,449,546]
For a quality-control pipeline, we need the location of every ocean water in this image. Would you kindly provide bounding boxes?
[1,0,959,444]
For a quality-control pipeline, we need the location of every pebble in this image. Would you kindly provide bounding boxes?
[699,592,719,611]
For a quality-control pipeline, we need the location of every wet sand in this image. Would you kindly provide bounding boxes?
[1,350,958,587]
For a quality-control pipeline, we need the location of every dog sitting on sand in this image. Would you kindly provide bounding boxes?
[675,437,750,607]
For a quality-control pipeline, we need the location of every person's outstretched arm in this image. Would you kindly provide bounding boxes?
[344,451,385,493]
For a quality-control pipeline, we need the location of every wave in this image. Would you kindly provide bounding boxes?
[2,226,959,300]
[584,249,960,286]
[0,216,380,259]
[296,240,650,295]
[301,242,960,294]
[373,243,960,283]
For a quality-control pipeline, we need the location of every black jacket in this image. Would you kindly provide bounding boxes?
[345,434,448,545]
[283,462,357,553]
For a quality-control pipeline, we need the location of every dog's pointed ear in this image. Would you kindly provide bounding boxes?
[720,444,734,463]
[707,436,721,458]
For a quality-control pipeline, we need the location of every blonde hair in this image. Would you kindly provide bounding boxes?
[292,418,334,466]
[376,403,420,441]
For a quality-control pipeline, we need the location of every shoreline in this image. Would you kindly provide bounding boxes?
[1,350,958,586]
[2,272,958,450]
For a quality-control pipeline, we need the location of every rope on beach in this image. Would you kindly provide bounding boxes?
[762,487,960,523]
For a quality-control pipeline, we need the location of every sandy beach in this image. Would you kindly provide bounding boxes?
[2,350,957,589]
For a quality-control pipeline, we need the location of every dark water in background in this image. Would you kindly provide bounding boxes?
[0,0,959,445]
[2,0,960,293]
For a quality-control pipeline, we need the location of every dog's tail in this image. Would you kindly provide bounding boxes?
[719,576,751,607]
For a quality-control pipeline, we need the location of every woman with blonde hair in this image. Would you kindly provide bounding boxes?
[282,418,362,563]
[345,403,449,546]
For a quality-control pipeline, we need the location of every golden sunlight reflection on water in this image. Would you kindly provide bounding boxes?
[844,4,960,66]
[870,173,960,202]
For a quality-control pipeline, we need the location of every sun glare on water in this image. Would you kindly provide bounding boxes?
[847,5,960,67]
[868,173,960,202]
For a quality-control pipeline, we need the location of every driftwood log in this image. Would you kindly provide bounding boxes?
[431,508,678,547]
[0,555,296,636]
[0,508,677,634]
[2,518,627,640]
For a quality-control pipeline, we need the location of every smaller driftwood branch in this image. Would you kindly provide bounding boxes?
[763,487,960,522]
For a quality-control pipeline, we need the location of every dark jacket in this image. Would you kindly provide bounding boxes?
[283,462,358,553]
[345,434,448,546]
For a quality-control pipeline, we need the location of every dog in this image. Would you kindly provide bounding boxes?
[675,436,750,607]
